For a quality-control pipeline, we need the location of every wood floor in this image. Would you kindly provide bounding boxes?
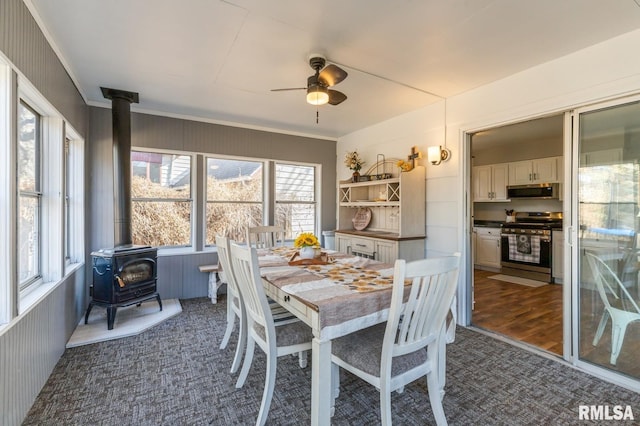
[473,269,640,378]
[472,269,563,355]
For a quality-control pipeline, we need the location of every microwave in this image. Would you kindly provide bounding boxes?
[507,183,560,199]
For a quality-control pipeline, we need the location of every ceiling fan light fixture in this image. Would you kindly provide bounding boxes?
[306,86,329,105]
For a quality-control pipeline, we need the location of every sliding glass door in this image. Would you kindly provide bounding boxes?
[574,98,640,382]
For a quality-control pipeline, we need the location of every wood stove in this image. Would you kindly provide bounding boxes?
[85,245,162,330]
[85,87,162,329]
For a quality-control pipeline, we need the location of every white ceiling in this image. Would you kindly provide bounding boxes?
[26,0,640,139]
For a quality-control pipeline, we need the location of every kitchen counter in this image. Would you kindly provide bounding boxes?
[473,220,504,228]
[335,229,424,241]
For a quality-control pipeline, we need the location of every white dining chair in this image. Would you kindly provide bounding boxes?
[230,242,313,426]
[246,225,286,248]
[330,253,461,426]
[217,235,305,373]
[216,235,247,373]
[585,250,640,365]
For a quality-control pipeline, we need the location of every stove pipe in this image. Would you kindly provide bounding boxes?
[101,87,139,248]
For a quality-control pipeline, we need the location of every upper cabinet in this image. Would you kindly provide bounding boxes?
[509,156,560,185]
[338,165,425,237]
[472,163,509,202]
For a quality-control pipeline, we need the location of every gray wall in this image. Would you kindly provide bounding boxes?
[89,107,337,299]
[0,1,89,424]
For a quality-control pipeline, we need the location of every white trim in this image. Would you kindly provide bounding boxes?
[64,125,85,268]
[0,60,12,324]
[41,116,65,282]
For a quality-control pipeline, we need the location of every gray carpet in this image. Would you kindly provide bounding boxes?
[23,298,640,425]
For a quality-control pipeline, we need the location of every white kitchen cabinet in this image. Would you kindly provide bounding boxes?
[509,157,559,185]
[472,163,509,201]
[335,233,352,255]
[552,230,564,283]
[474,227,502,270]
[374,239,397,264]
[334,232,424,263]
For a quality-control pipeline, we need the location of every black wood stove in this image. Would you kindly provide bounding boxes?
[85,245,162,330]
[85,87,162,329]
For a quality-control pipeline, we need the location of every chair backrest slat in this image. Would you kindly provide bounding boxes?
[246,226,285,249]
[387,253,461,359]
[230,242,273,331]
[215,235,240,302]
[586,251,640,313]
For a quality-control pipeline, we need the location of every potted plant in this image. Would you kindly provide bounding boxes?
[294,232,321,259]
[344,151,365,182]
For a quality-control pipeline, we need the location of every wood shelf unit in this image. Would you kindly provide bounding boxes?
[336,166,425,262]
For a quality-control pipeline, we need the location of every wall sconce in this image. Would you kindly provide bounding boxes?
[428,145,450,165]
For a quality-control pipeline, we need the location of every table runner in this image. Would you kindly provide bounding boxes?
[259,247,397,331]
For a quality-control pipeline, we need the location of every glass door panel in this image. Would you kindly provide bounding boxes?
[577,100,640,380]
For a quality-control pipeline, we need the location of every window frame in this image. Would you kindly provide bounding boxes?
[17,99,43,291]
[274,161,319,239]
[131,149,195,249]
[204,155,266,246]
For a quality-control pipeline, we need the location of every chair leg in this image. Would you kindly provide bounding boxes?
[379,380,392,426]
[610,319,631,365]
[256,349,277,426]
[426,368,448,426]
[331,363,340,417]
[592,310,610,346]
[230,310,246,374]
[298,351,308,368]
[220,298,236,349]
[236,336,255,389]
[437,329,447,400]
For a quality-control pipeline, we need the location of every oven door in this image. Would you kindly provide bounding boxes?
[500,232,552,279]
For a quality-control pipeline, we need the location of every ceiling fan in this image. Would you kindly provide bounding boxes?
[271,54,348,106]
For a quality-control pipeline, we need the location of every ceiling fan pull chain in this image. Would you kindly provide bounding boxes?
[316,107,319,124]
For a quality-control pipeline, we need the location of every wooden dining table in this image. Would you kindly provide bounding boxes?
[257,246,403,426]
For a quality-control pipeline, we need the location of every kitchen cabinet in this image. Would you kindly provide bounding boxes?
[472,163,509,201]
[474,227,502,270]
[509,156,559,185]
[552,230,564,283]
[334,232,424,263]
[336,165,425,263]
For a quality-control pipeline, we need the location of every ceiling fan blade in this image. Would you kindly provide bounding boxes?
[328,89,347,105]
[318,64,348,87]
[271,87,306,92]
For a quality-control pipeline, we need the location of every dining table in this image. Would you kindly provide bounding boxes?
[256,246,455,426]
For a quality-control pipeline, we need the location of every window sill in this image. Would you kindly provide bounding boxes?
[157,246,217,257]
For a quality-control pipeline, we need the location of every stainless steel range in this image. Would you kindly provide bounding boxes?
[500,211,563,282]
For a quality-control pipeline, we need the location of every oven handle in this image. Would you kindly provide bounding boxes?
[501,233,551,242]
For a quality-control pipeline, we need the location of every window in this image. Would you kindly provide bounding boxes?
[275,163,316,239]
[17,101,42,289]
[131,151,192,247]
[64,137,71,261]
[63,130,84,269]
[205,157,263,245]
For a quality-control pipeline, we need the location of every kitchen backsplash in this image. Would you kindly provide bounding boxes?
[474,199,563,221]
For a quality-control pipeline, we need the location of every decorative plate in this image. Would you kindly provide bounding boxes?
[352,207,372,231]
